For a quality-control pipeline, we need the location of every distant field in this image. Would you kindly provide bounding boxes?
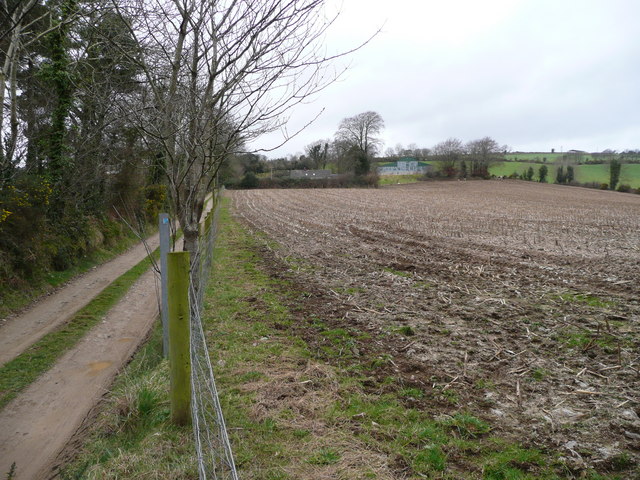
[490,161,640,188]
[505,152,596,162]
[506,152,563,162]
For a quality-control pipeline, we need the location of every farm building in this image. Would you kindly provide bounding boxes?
[290,169,332,179]
[377,157,431,175]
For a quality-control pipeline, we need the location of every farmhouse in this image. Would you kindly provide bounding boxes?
[377,157,431,175]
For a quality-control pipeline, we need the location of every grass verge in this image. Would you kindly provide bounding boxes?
[60,200,628,479]
[0,247,160,410]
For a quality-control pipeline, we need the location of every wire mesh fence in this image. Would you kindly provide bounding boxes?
[188,192,239,480]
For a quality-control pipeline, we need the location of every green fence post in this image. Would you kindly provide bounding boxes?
[168,251,191,426]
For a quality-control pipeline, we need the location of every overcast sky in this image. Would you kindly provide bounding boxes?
[251,0,640,158]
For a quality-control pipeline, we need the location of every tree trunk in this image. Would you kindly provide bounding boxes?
[183,226,199,258]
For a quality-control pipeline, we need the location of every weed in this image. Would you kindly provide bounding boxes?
[441,413,491,439]
[308,448,340,465]
[399,387,424,399]
[396,325,416,336]
[608,452,636,472]
[369,354,393,369]
[483,444,545,479]
[413,445,447,472]
[475,378,497,390]
[556,292,614,309]
[5,463,15,480]
[530,368,546,381]
[382,266,412,278]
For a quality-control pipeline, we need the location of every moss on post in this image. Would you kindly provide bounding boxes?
[167,251,191,425]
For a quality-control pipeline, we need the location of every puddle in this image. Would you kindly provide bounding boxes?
[86,361,112,375]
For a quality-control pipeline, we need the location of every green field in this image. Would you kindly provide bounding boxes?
[379,174,422,185]
[505,152,599,163]
[490,162,640,188]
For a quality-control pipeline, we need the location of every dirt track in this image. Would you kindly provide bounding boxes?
[0,268,159,479]
[0,196,214,479]
[0,233,160,367]
[231,181,640,474]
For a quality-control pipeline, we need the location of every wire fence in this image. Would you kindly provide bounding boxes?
[188,192,239,480]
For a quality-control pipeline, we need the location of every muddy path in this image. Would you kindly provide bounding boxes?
[230,182,640,476]
[0,197,214,479]
[0,268,159,479]
[0,232,160,367]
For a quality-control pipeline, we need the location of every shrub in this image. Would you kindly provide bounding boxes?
[142,184,167,221]
[600,183,609,190]
[617,184,631,193]
[229,173,378,189]
[239,172,259,189]
[609,159,621,190]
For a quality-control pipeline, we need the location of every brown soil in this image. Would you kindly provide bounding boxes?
[0,269,159,479]
[0,232,161,367]
[230,181,640,475]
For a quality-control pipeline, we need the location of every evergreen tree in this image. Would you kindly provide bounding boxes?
[609,159,621,190]
[526,166,534,181]
[538,165,548,183]
[566,165,574,183]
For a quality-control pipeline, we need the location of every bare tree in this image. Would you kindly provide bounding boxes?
[466,136,506,178]
[304,140,329,169]
[335,111,384,158]
[433,137,464,177]
[0,0,47,181]
[109,0,370,260]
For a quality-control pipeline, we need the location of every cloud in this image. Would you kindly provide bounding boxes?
[252,0,640,156]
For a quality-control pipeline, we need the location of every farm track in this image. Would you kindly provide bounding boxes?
[0,196,214,479]
[231,181,640,474]
[0,232,161,367]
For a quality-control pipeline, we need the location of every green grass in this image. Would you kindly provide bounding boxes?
[556,292,615,309]
[574,163,640,187]
[60,199,632,479]
[379,174,422,185]
[0,246,159,411]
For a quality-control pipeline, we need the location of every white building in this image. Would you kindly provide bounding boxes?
[377,158,431,175]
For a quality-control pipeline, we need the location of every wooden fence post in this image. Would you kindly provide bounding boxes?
[204,210,212,238]
[168,251,191,425]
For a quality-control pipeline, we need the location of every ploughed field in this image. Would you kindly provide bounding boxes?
[230,181,640,472]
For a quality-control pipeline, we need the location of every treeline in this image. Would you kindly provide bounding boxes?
[3,0,365,294]
[1,1,167,293]
[228,172,379,189]
[224,111,386,187]
[226,117,508,185]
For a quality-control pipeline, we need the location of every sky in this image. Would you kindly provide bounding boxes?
[250,0,640,158]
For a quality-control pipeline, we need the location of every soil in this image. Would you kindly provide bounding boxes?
[0,232,161,367]
[0,269,159,479]
[230,181,640,476]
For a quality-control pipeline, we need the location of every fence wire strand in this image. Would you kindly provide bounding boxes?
[188,193,239,480]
